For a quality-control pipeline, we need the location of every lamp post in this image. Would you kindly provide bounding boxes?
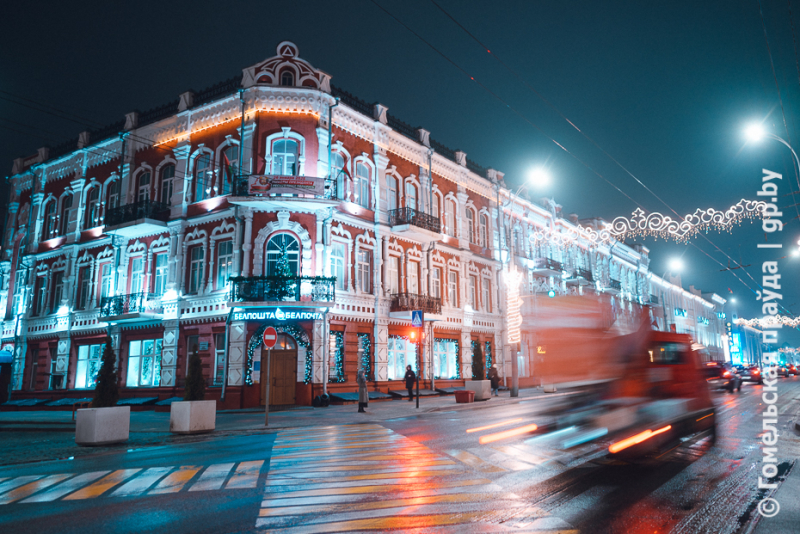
[745,124,800,175]
[660,258,683,332]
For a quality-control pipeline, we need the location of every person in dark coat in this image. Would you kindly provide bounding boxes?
[404,365,416,402]
[488,365,500,396]
[357,369,368,413]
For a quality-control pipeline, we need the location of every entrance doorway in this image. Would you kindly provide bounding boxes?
[260,333,298,406]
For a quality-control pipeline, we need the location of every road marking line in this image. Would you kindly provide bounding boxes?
[149,466,201,494]
[112,467,173,497]
[189,463,234,492]
[226,461,264,489]
[0,475,73,505]
[492,444,549,465]
[267,459,456,474]
[271,446,430,459]
[21,471,110,503]
[257,511,486,533]
[264,468,465,487]
[262,478,491,497]
[64,469,142,500]
[270,464,462,481]
[0,476,44,496]
[267,455,445,468]
[446,449,507,473]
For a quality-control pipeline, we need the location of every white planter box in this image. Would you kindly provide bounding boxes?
[170,400,216,434]
[465,380,492,401]
[75,406,130,446]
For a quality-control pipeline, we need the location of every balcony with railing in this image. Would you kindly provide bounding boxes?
[388,207,441,242]
[104,199,170,236]
[531,257,564,277]
[390,293,442,315]
[649,294,659,305]
[229,276,336,307]
[230,175,339,210]
[567,267,594,286]
[100,293,164,322]
[604,279,622,295]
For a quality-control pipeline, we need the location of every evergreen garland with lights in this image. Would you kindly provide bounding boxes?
[329,330,345,383]
[244,323,313,386]
[358,333,372,381]
[485,340,492,372]
[434,337,460,379]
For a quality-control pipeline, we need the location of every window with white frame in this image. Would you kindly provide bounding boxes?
[431,267,441,299]
[214,333,226,386]
[59,195,72,236]
[12,270,25,316]
[266,234,299,276]
[405,182,417,211]
[107,179,120,210]
[468,275,477,308]
[137,171,151,201]
[194,154,211,203]
[408,261,419,294]
[281,71,294,86]
[446,199,457,237]
[160,164,175,204]
[85,187,100,229]
[448,270,458,307]
[153,254,168,296]
[77,267,91,310]
[482,277,491,312]
[358,249,372,294]
[129,257,144,294]
[75,343,104,389]
[330,152,346,200]
[33,276,45,317]
[479,214,488,247]
[355,162,370,208]
[100,263,113,301]
[386,175,398,211]
[188,246,204,294]
[221,145,238,195]
[331,242,346,291]
[432,195,440,219]
[216,240,233,290]
[43,201,57,239]
[51,271,64,313]
[126,339,162,388]
[388,335,417,380]
[466,209,475,243]
[272,139,299,176]
[388,256,399,294]
[434,339,459,379]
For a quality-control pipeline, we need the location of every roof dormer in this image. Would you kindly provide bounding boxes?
[241,41,331,92]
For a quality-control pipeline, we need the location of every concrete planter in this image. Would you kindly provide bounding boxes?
[170,400,216,434]
[465,379,491,401]
[75,406,130,446]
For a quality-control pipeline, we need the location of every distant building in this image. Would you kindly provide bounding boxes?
[1,42,727,407]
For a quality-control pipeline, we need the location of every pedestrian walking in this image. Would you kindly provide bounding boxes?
[357,368,368,413]
[404,365,416,402]
[489,365,500,396]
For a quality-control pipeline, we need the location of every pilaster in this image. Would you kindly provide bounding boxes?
[241,209,254,277]
[227,321,246,386]
[313,319,325,383]
[374,318,389,382]
[461,329,472,380]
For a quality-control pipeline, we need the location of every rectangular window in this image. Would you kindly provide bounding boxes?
[482,277,491,313]
[138,172,151,202]
[126,339,163,388]
[358,249,372,294]
[468,275,477,308]
[388,256,399,294]
[331,242,346,291]
[12,270,25,316]
[448,271,458,307]
[100,263,113,301]
[214,333,226,386]
[33,276,46,317]
[434,339,459,379]
[388,335,417,381]
[431,267,441,300]
[161,165,175,204]
[51,271,64,313]
[153,254,168,297]
[479,215,488,247]
[189,247,204,294]
[216,240,233,290]
[130,257,144,294]
[75,343,104,389]
[405,182,417,211]
[77,267,91,310]
[408,262,419,295]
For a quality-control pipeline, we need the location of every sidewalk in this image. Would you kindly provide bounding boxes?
[0,387,568,467]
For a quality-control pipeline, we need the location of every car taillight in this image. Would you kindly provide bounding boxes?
[723,371,730,377]
[753,370,760,374]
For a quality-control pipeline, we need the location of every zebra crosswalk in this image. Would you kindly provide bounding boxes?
[255,424,577,533]
[0,460,264,505]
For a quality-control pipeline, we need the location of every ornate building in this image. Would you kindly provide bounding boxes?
[1,42,727,408]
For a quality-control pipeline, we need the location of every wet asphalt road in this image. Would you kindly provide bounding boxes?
[0,377,798,533]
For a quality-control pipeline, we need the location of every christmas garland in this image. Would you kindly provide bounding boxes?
[329,330,345,383]
[358,333,372,381]
[244,323,313,385]
[434,337,460,379]
[485,340,492,372]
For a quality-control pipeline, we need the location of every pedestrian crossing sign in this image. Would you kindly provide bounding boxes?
[411,310,424,327]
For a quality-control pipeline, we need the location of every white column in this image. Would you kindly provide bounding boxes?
[227,321,246,386]
[374,318,389,381]
[241,210,254,277]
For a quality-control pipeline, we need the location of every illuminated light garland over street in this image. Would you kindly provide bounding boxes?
[735,316,800,329]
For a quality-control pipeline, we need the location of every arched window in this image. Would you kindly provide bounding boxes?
[280,71,294,86]
[446,199,457,237]
[59,195,73,236]
[160,164,175,204]
[479,214,488,247]
[275,333,297,349]
[386,175,398,211]
[43,201,57,239]
[466,209,475,243]
[432,195,440,218]
[194,154,211,203]
[330,152,346,200]
[355,162,370,209]
[272,140,298,176]
[106,180,120,210]
[221,145,238,195]
[85,187,100,229]
[405,182,417,211]
[137,171,151,202]
[266,234,300,276]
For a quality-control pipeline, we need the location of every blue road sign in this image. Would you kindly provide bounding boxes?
[411,310,424,328]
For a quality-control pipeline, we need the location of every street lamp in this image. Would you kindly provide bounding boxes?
[660,258,685,332]
[745,123,800,176]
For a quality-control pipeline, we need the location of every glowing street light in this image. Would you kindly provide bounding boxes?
[527,167,550,188]
[668,258,683,272]
[745,123,765,142]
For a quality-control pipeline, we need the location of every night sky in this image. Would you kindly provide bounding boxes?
[2,0,799,343]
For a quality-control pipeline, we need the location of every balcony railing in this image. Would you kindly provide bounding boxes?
[577,268,594,282]
[100,292,163,318]
[608,279,622,291]
[229,276,336,303]
[104,199,170,227]
[649,294,659,305]
[534,257,564,273]
[388,207,441,233]
[390,293,442,314]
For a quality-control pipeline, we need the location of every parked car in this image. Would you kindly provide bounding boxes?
[704,361,742,392]
[787,363,798,376]
[736,365,763,385]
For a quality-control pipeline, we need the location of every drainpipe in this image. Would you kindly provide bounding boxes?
[327,98,339,196]
[427,148,434,216]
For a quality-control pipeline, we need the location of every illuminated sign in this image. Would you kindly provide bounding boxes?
[717,312,726,319]
[674,308,688,318]
[697,316,709,326]
[232,308,322,322]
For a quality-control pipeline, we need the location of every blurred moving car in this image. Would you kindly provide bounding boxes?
[704,361,742,392]
[736,365,763,385]
[788,363,798,376]
[776,364,790,378]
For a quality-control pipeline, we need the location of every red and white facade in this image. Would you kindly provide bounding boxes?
[1,42,728,408]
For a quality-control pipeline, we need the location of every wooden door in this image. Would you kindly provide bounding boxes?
[260,348,297,406]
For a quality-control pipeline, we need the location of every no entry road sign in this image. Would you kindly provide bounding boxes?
[262,326,278,349]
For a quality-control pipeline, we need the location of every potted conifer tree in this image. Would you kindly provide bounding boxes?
[464,341,491,401]
[170,345,216,434]
[75,337,130,446]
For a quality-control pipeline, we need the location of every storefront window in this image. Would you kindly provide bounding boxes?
[434,339,459,380]
[75,343,104,389]
[126,339,163,387]
[388,335,417,380]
